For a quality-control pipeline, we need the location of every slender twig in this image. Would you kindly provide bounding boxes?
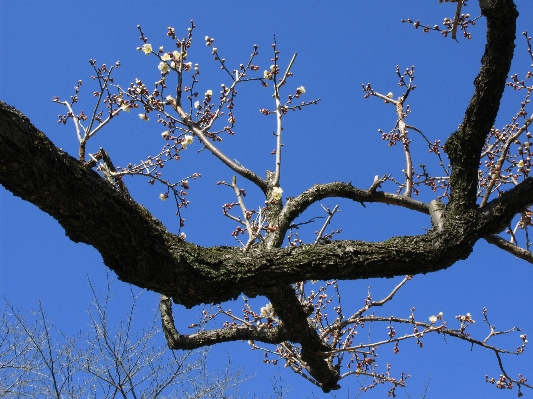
[480,113,533,207]
[315,205,340,244]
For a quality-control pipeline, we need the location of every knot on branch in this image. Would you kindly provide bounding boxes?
[429,199,446,232]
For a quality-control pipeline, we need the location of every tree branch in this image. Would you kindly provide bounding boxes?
[174,104,268,192]
[446,0,518,210]
[269,182,430,246]
[3,100,533,311]
[264,285,340,392]
[159,295,287,349]
[484,234,533,263]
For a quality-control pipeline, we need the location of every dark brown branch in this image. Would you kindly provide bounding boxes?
[2,100,533,311]
[268,182,430,247]
[159,295,287,349]
[265,285,340,392]
[446,0,518,210]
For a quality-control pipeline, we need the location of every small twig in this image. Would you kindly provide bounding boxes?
[315,205,340,243]
[452,0,464,41]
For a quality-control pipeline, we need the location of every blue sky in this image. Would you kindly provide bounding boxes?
[1,1,533,397]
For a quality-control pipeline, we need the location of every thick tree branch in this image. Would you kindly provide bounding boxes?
[2,100,532,312]
[446,0,518,210]
[265,285,340,392]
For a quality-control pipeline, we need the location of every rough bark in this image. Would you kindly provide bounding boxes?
[0,0,527,392]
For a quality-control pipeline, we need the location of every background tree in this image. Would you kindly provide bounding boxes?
[1,1,532,397]
[0,276,247,398]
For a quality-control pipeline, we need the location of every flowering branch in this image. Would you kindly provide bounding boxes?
[53,60,122,161]
[402,0,482,40]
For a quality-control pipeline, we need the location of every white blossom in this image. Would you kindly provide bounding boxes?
[387,92,394,99]
[205,89,213,97]
[180,232,186,240]
[159,193,167,201]
[182,135,194,149]
[141,43,152,55]
[297,86,306,94]
[260,303,275,318]
[158,62,170,74]
[120,103,130,113]
[271,186,283,201]
[429,315,438,324]
[194,101,201,109]
[139,114,148,121]
[161,53,171,61]
[161,131,170,139]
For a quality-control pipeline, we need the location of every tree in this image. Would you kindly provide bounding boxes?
[0,276,246,398]
[1,0,532,396]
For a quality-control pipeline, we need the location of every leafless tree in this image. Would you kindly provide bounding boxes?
[0,277,246,398]
[0,0,531,395]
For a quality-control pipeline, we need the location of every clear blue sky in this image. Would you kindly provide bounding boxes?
[1,1,532,397]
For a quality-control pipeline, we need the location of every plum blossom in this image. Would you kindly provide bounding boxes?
[161,53,171,61]
[271,186,283,201]
[159,193,168,201]
[139,113,148,121]
[429,315,438,324]
[158,62,170,74]
[260,303,275,318]
[205,89,213,97]
[141,44,152,55]
[182,135,194,149]
[297,86,306,94]
[194,101,201,109]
